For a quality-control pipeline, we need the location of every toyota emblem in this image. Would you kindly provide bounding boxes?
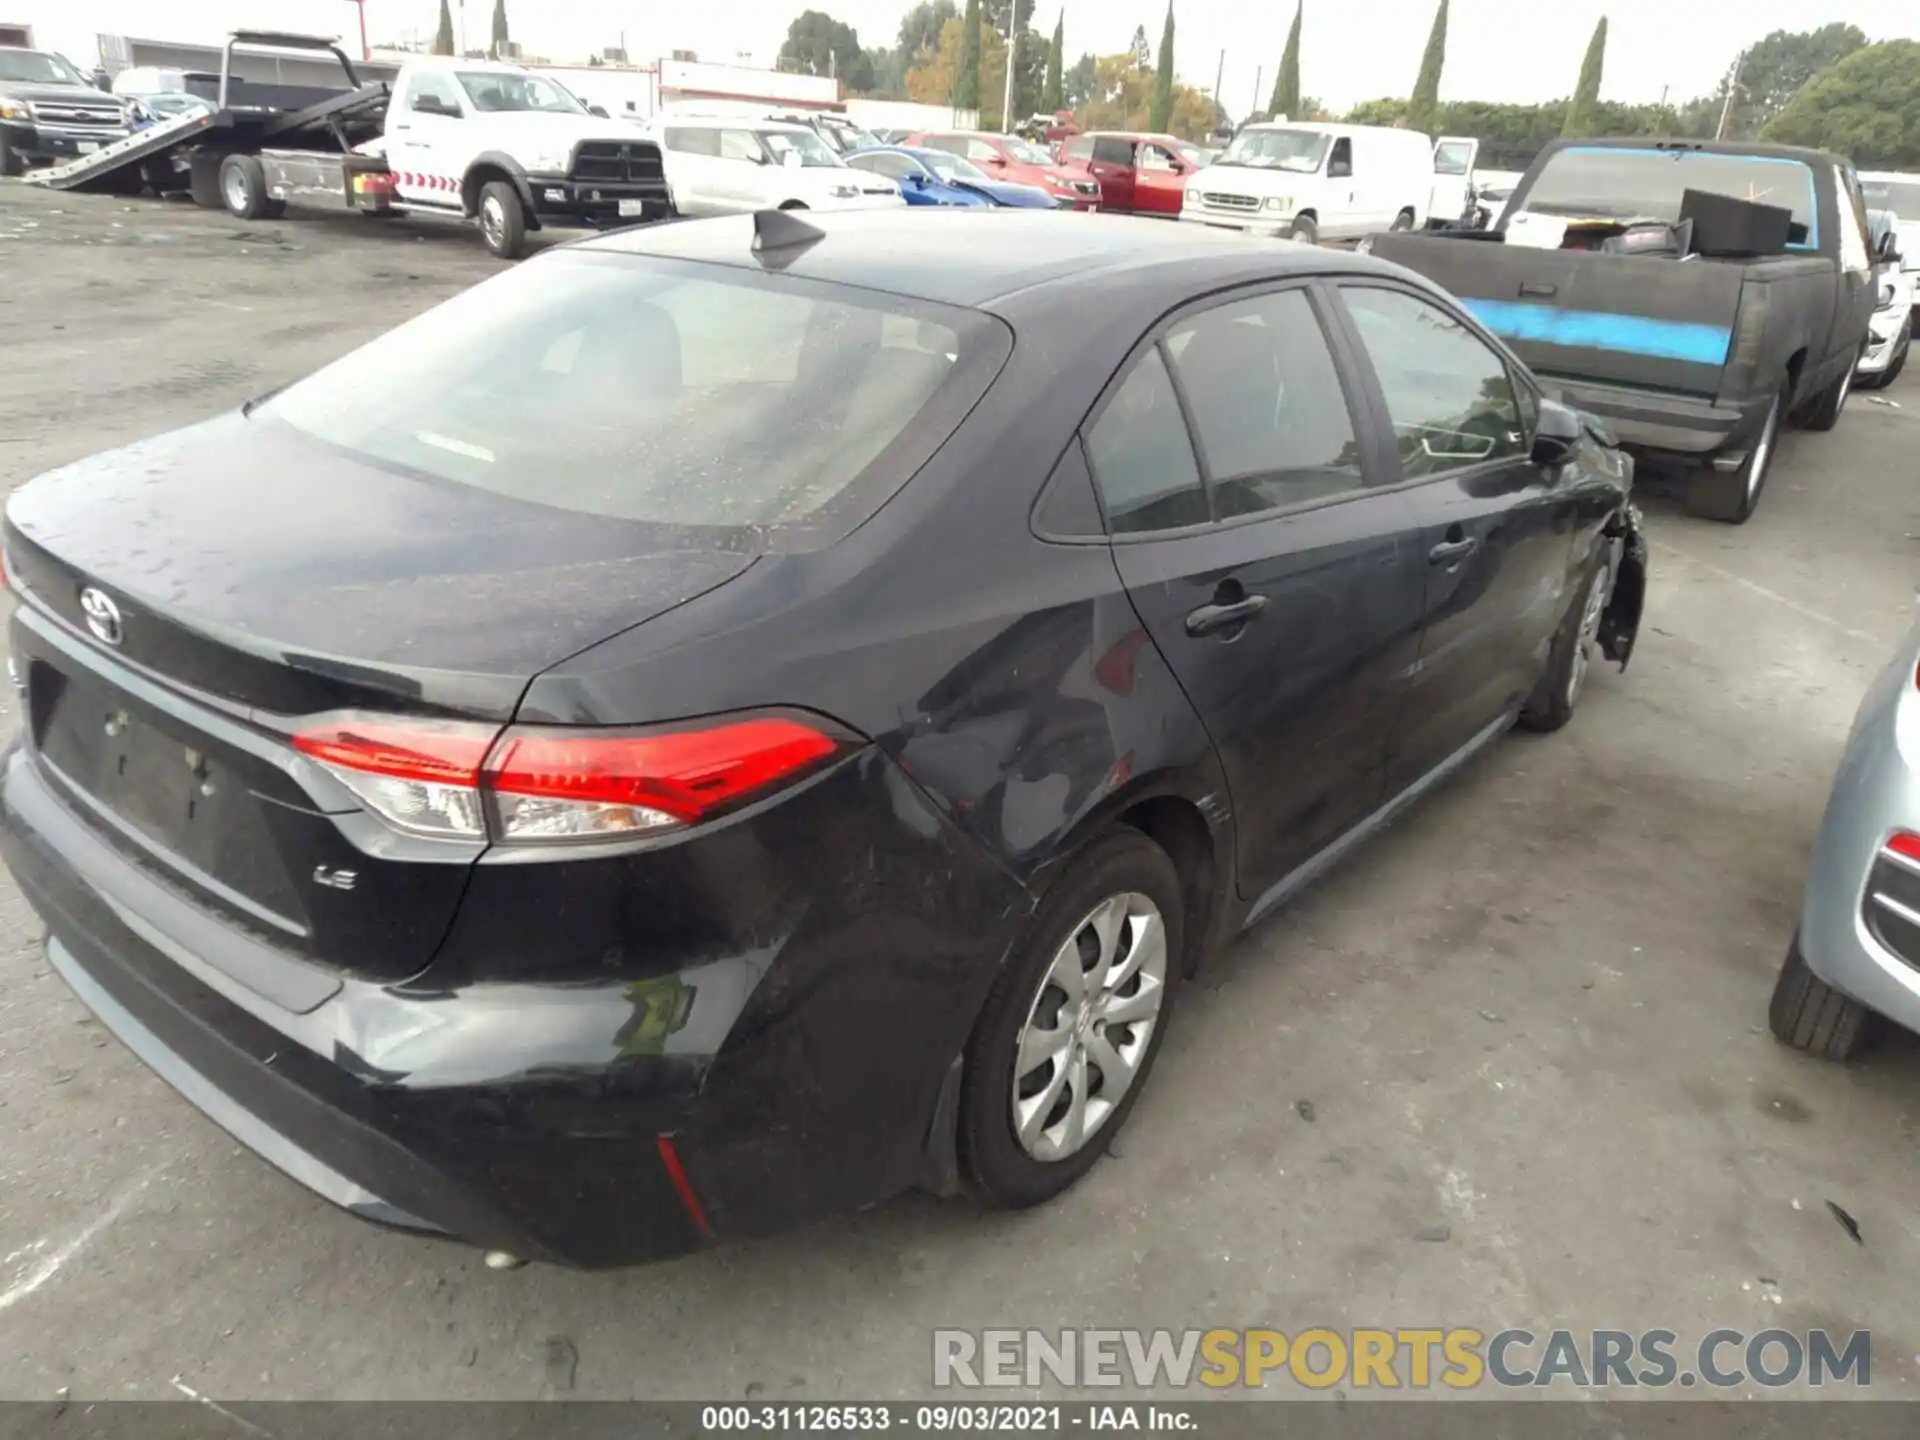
[79,587,123,647]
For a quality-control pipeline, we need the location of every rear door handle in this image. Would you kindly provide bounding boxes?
[1429,537,1479,565]
[1185,595,1269,637]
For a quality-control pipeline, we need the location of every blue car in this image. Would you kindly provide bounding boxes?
[845,145,1059,209]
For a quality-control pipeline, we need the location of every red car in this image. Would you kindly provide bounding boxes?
[1061,132,1198,217]
[904,130,1102,210]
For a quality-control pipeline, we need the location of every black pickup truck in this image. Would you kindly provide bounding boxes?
[1366,138,1878,523]
[0,46,132,176]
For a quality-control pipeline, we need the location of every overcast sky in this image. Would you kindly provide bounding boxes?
[27,0,1920,115]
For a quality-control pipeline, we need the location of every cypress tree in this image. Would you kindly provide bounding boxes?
[1270,2,1301,119]
[1149,3,1175,133]
[956,0,982,112]
[433,0,455,57]
[1042,11,1065,113]
[1406,0,1447,134]
[1563,16,1608,138]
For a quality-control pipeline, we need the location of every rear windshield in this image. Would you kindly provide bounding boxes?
[1520,147,1818,246]
[263,252,1008,545]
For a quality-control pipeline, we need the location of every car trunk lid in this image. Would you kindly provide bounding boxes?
[4,414,756,982]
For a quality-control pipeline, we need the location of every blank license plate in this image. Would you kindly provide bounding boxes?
[77,141,100,153]
[618,199,646,217]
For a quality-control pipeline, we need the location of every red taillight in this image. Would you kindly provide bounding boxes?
[1886,832,1920,864]
[294,718,495,786]
[487,719,838,825]
[293,712,847,844]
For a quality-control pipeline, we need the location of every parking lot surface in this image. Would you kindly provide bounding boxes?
[1,182,1918,1401]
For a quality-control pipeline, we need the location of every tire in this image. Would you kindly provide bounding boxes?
[959,829,1185,1209]
[477,179,528,259]
[1769,934,1876,1061]
[1800,361,1852,432]
[217,153,277,219]
[188,151,224,209]
[1519,549,1612,733]
[1390,208,1415,231]
[1684,382,1786,524]
[0,131,21,179]
[1289,212,1319,246]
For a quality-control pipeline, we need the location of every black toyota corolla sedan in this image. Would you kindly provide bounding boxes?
[0,210,1645,1267]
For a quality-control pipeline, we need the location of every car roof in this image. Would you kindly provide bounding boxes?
[1080,130,1182,144]
[1537,136,1846,167]
[579,208,1401,310]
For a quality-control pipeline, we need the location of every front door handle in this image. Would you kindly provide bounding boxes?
[1429,536,1480,565]
[1185,594,1269,637]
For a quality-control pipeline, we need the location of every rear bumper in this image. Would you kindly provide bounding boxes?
[0,735,1028,1267]
[1538,376,1769,460]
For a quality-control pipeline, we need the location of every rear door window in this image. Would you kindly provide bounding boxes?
[1092,136,1134,166]
[263,253,1009,546]
[1163,289,1366,515]
[1083,349,1209,534]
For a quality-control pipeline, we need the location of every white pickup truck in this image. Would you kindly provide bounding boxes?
[29,39,671,259]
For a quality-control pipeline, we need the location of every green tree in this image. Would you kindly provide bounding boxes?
[1561,16,1606,139]
[1042,12,1064,112]
[1722,23,1868,139]
[1405,0,1446,136]
[1762,39,1920,168]
[1064,50,1097,106]
[1149,3,1175,133]
[489,0,509,58]
[1346,96,1406,127]
[1270,1,1301,118]
[432,0,455,56]
[779,10,874,89]
[956,0,982,109]
[898,0,958,58]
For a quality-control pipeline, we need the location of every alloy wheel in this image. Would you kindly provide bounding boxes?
[1011,892,1169,1162]
[1566,562,1612,707]
[481,194,506,250]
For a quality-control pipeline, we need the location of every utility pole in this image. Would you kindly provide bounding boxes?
[1002,7,1018,133]
[1212,46,1224,119]
[1250,64,1262,119]
[457,0,467,58]
[1715,48,1745,140]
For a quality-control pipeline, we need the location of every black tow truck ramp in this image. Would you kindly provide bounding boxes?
[22,31,388,195]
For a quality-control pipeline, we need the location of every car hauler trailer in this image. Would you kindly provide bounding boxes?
[26,31,671,259]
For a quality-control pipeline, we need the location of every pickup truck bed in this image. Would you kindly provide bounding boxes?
[1366,138,1877,524]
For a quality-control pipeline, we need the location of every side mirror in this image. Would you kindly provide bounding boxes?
[1879,231,1901,262]
[412,93,459,117]
[1531,398,1583,468]
[983,154,1007,168]
[906,171,927,188]
[781,149,803,170]
[587,103,610,118]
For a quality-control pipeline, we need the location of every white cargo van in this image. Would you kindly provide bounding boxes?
[1180,121,1438,244]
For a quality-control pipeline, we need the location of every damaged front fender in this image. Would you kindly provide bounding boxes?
[1599,501,1647,670]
